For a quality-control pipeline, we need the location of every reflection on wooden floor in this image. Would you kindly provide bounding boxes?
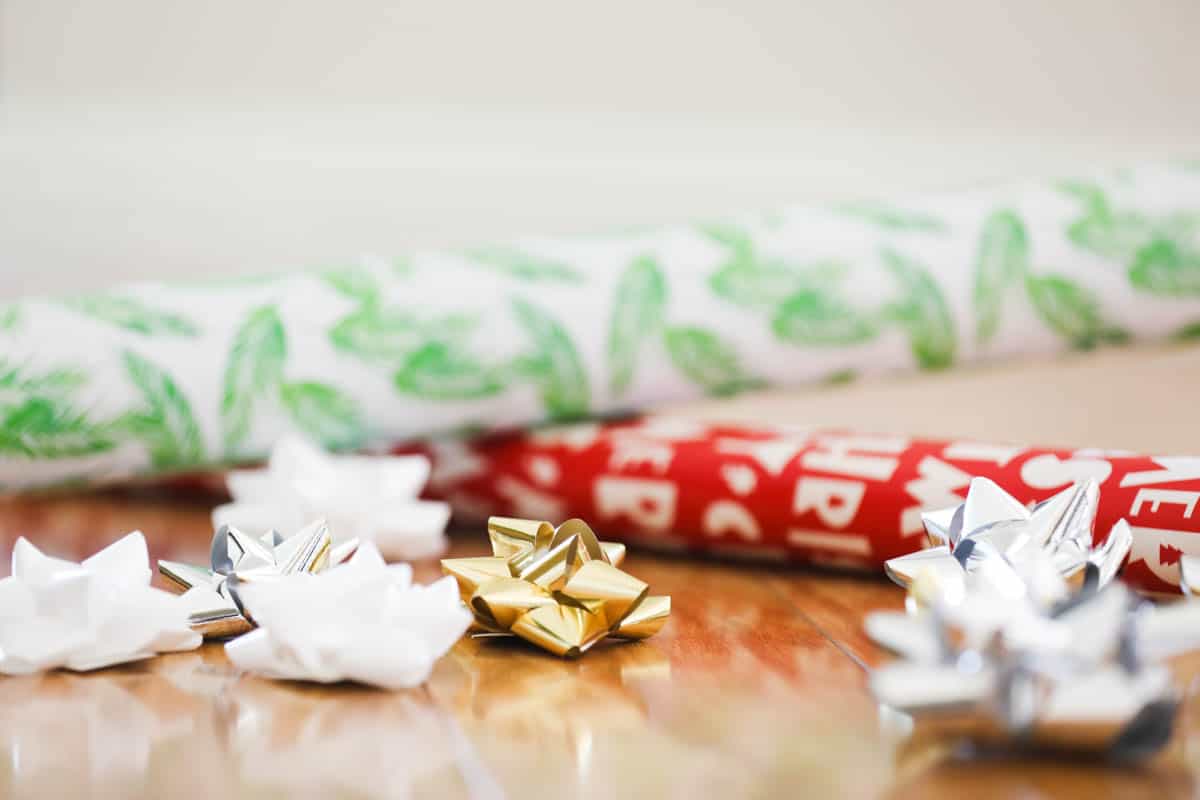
[1,490,1200,798]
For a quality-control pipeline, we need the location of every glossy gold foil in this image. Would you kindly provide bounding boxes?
[442,516,670,657]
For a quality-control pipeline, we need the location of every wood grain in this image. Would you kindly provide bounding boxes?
[1,492,1198,799]
[4,345,1200,798]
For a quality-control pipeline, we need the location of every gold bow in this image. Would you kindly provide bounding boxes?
[442,517,671,657]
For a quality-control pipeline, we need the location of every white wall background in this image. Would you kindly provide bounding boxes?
[1,0,1198,298]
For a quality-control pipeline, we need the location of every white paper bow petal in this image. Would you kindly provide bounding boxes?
[225,543,471,690]
[214,434,451,560]
[80,531,153,587]
[0,532,202,675]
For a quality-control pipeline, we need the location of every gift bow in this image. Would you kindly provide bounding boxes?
[441,517,671,657]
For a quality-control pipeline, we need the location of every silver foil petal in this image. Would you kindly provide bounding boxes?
[868,476,1187,760]
[157,520,356,637]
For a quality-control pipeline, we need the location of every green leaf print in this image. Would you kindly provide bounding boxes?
[511,297,590,418]
[118,350,204,467]
[701,221,856,315]
[698,223,755,256]
[1068,215,1156,263]
[1129,239,1200,296]
[0,397,115,459]
[1024,274,1128,349]
[280,380,365,449]
[1059,181,1163,262]
[823,368,858,385]
[710,260,848,311]
[330,307,427,363]
[0,361,85,401]
[881,249,957,370]
[836,202,948,233]
[663,326,764,397]
[62,295,200,337]
[973,210,1029,343]
[608,256,668,394]
[771,290,877,346]
[0,305,19,331]
[221,305,287,454]
[394,342,506,401]
[322,267,381,304]
[1172,320,1200,340]
[467,247,585,282]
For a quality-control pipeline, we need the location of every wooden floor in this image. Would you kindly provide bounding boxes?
[0,492,1198,799]
[4,344,1200,798]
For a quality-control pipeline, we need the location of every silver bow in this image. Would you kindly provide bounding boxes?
[868,477,1200,759]
[158,520,357,637]
[884,477,1132,609]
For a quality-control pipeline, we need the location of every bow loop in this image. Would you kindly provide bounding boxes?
[443,517,670,657]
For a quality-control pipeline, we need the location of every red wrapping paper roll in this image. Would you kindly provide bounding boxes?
[410,417,1200,594]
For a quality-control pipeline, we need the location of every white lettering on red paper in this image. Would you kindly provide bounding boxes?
[528,423,601,450]
[702,501,761,541]
[494,476,567,521]
[942,441,1025,466]
[1120,458,1200,488]
[900,456,972,536]
[800,435,907,481]
[720,464,758,496]
[608,437,675,473]
[635,418,709,441]
[1126,525,1200,586]
[793,477,866,529]
[1020,453,1113,489]
[594,476,678,533]
[1130,489,1200,519]
[715,437,809,475]
[526,456,560,487]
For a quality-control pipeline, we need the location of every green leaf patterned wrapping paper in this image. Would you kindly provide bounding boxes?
[3,162,1200,490]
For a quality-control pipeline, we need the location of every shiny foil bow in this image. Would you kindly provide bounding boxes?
[159,520,358,637]
[441,517,670,657]
[867,477,1200,760]
[883,477,1133,609]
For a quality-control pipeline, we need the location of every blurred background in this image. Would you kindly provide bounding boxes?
[2,0,1199,299]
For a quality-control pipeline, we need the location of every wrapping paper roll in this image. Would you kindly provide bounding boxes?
[415,418,1200,594]
[2,162,1200,490]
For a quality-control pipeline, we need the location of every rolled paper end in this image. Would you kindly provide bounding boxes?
[613,595,671,640]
